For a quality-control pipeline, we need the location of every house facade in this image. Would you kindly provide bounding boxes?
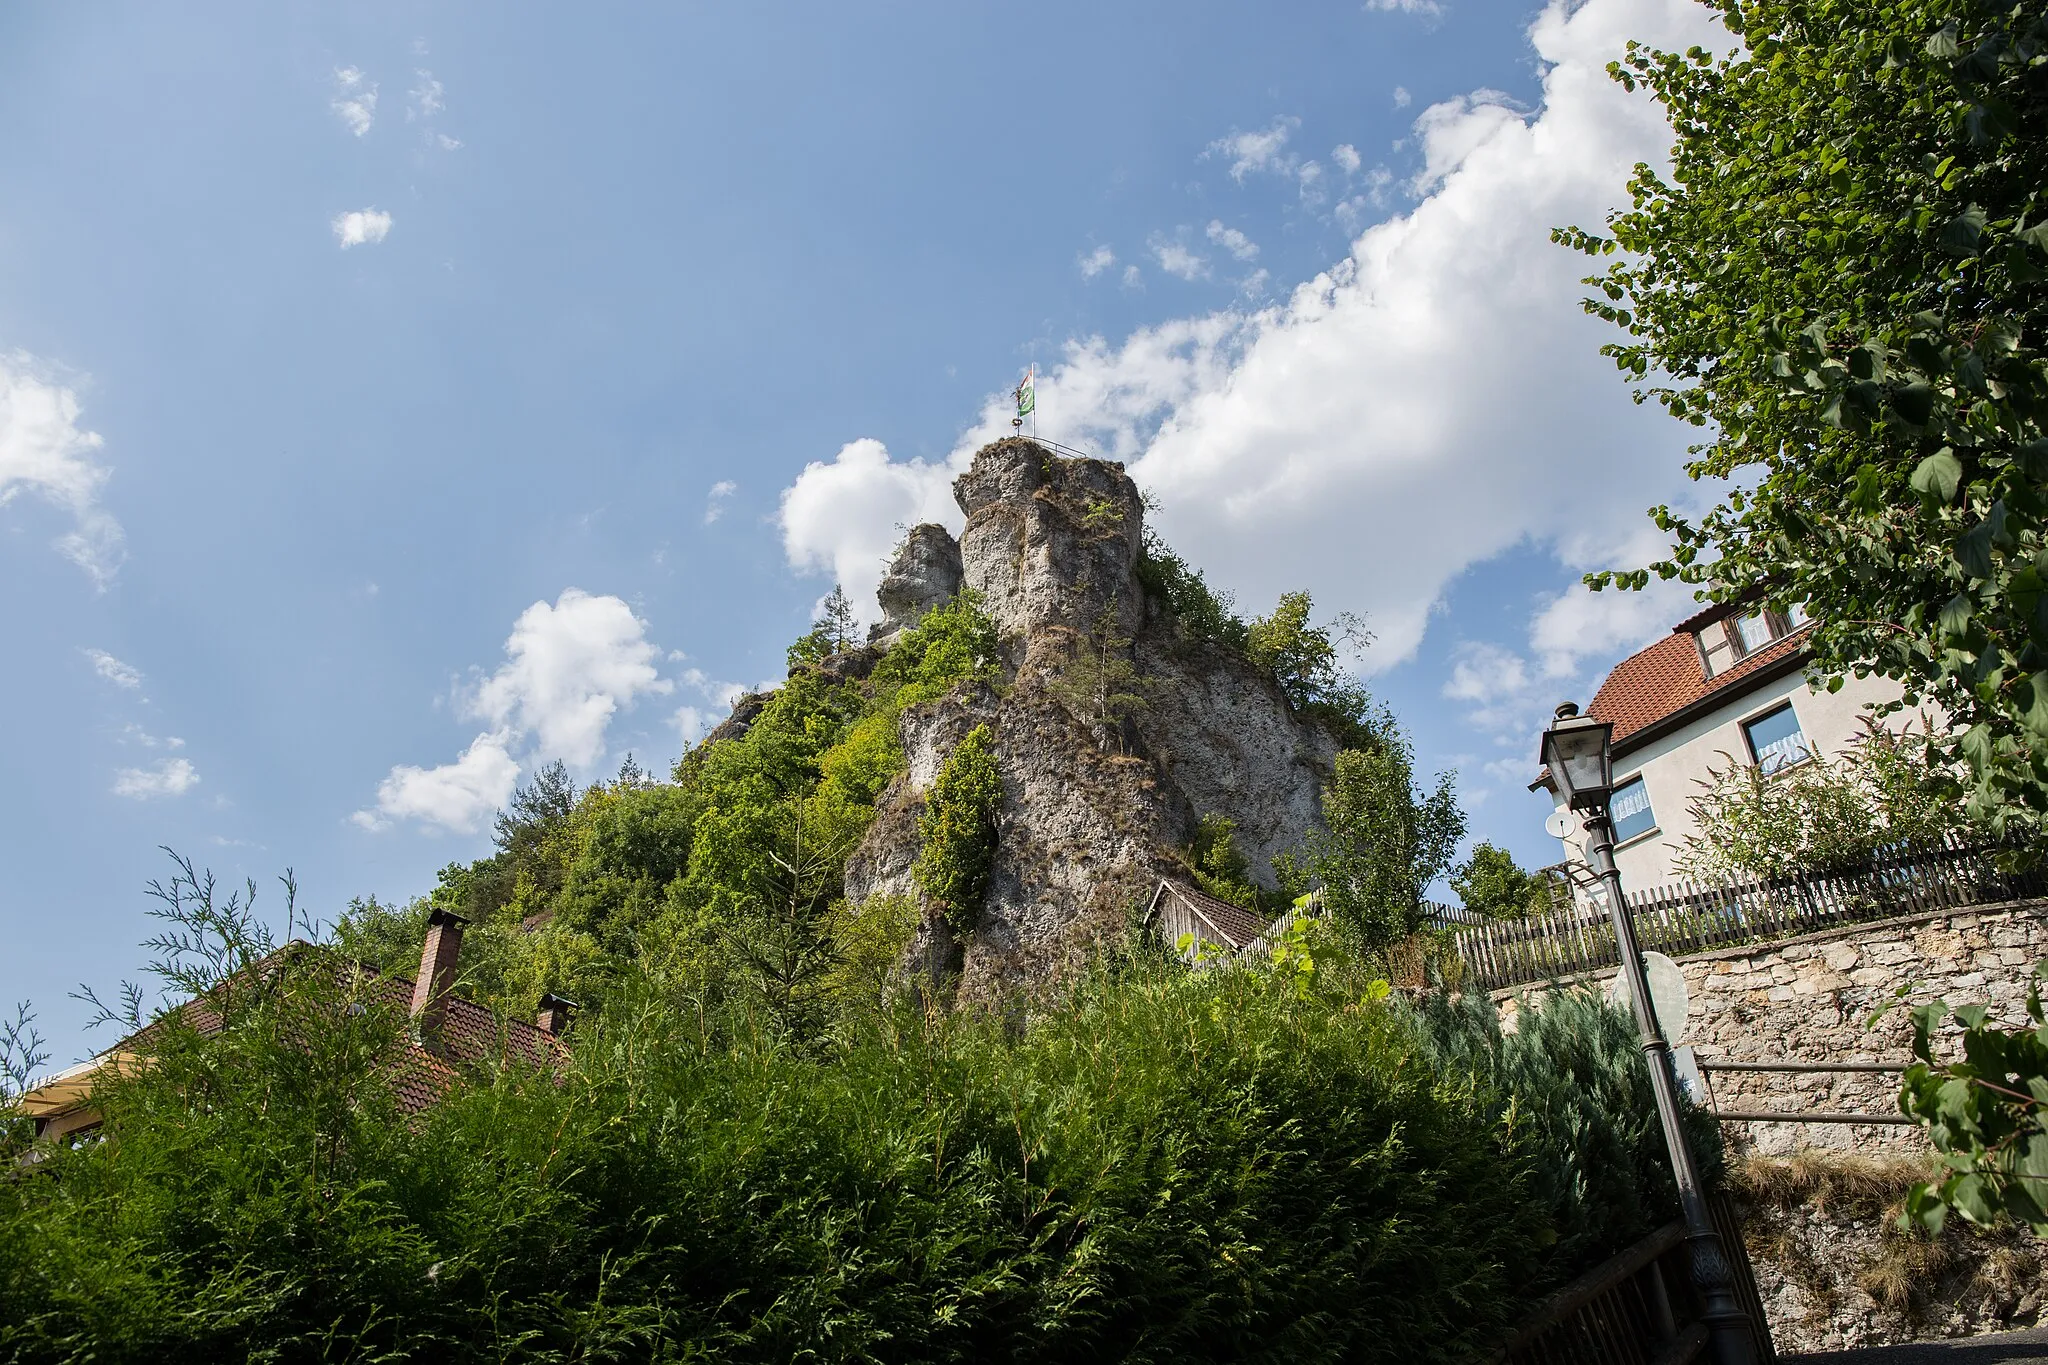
[1537,602,1916,889]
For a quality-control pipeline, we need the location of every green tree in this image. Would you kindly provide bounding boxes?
[1046,601,1151,749]
[1246,591,1376,746]
[818,583,858,652]
[1560,0,2048,831]
[1188,813,1263,910]
[1451,842,1555,919]
[912,724,1002,935]
[1280,724,1466,952]
[1135,529,1251,652]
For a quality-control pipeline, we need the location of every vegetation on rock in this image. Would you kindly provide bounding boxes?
[911,724,1003,935]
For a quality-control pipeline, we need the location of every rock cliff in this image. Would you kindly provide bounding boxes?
[844,438,1336,996]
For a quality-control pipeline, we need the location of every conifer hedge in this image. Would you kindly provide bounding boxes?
[0,952,1702,1364]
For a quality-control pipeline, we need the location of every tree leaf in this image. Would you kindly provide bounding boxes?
[1941,205,1989,256]
[1913,450,1963,502]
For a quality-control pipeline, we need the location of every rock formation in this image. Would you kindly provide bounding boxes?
[843,438,1337,996]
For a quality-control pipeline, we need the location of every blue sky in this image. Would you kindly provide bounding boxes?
[2,0,1726,1066]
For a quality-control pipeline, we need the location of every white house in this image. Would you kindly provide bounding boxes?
[1535,601,1915,889]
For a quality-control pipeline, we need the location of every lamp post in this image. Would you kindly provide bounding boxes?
[1541,702,1755,1365]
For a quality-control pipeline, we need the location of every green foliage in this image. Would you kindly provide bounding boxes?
[911,724,1002,935]
[1136,529,1251,651]
[870,589,1001,706]
[1452,842,1557,919]
[1280,722,1467,952]
[1562,0,2048,832]
[1188,812,1265,910]
[1891,965,2048,1236]
[1676,718,1971,882]
[1044,601,1151,748]
[2,889,1712,1365]
[1411,987,1724,1273]
[1245,591,1377,747]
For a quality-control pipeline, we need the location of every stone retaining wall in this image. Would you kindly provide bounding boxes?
[1492,898,2048,1155]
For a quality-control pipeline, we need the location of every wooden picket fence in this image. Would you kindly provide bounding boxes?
[1455,832,2047,994]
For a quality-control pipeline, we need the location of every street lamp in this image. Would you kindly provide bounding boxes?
[1540,702,1756,1365]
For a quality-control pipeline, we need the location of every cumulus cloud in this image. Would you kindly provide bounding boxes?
[1332,143,1363,173]
[1149,235,1209,281]
[1367,0,1447,17]
[1204,220,1259,261]
[1121,264,1143,289]
[1393,86,1414,109]
[355,733,517,834]
[331,66,377,136]
[1206,117,1300,182]
[85,648,141,689]
[357,590,673,832]
[775,0,1728,683]
[332,209,393,249]
[1078,244,1116,279]
[703,479,737,524]
[0,353,124,584]
[113,757,198,800]
[778,438,961,622]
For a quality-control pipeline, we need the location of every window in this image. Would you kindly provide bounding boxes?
[1734,611,1775,655]
[1611,777,1657,843]
[1743,703,1811,775]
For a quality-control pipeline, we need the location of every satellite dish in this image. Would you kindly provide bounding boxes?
[1544,809,1576,839]
[1609,951,1692,1043]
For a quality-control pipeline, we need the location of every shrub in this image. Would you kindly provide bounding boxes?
[911,725,1002,935]
[0,951,1698,1365]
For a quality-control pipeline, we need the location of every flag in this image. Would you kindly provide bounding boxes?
[1014,368,1035,418]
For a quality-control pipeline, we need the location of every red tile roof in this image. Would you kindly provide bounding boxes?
[1589,622,1813,751]
[27,946,565,1128]
[1153,880,1277,951]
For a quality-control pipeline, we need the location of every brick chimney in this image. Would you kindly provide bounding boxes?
[409,909,468,1052]
[535,992,578,1036]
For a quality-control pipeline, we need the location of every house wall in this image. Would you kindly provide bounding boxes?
[1547,667,1915,889]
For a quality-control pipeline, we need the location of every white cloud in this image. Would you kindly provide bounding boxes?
[357,590,674,832]
[467,590,671,768]
[1367,0,1447,17]
[703,479,738,524]
[85,649,141,689]
[1332,144,1362,173]
[332,209,393,249]
[1238,268,1271,298]
[354,732,517,833]
[1393,86,1414,109]
[1206,117,1300,182]
[778,438,962,622]
[1078,244,1116,279]
[775,0,1728,679]
[409,70,444,120]
[1204,220,1259,261]
[673,667,750,744]
[0,352,123,585]
[1150,235,1209,281]
[331,67,377,136]
[435,133,463,151]
[113,757,198,800]
[1121,264,1143,288]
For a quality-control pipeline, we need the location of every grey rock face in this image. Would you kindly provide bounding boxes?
[844,438,1337,996]
[869,523,964,647]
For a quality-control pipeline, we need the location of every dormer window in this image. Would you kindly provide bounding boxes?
[1698,604,1807,677]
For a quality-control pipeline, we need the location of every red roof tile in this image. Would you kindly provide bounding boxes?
[1589,622,1812,751]
[49,946,566,1123]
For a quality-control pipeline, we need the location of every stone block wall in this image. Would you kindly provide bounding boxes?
[1492,898,2048,1155]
